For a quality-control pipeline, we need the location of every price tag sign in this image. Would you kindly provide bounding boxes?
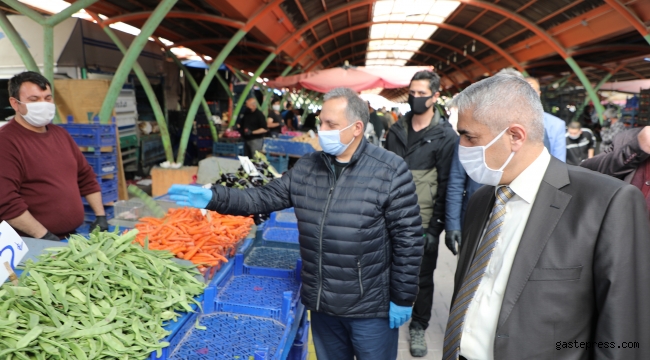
[0,221,29,284]
[237,156,260,176]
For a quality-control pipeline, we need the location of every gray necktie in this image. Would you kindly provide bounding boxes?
[443,186,515,360]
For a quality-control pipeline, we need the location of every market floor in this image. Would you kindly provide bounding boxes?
[397,239,458,360]
[307,239,458,360]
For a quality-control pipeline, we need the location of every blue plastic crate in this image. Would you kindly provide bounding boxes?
[82,186,118,206]
[263,139,316,157]
[213,142,244,157]
[84,205,114,222]
[270,208,297,228]
[59,123,116,148]
[261,209,299,245]
[151,258,304,360]
[202,256,301,319]
[214,259,300,321]
[268,154,289,173]
[287,320,309,360]
[244,246,301,271]
[263,227,299,245]
[147,296,203,360]
[161,312,286,360]
[84,152,117,176]
[96,177,118,193]
[196,139,213,148]
[142,136,166,166]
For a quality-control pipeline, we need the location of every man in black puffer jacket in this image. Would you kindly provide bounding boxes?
[169,88,424,360]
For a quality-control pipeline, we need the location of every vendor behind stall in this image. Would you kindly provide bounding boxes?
[239,94,268,157]
[0,71,108,240]
[266,98,284,137]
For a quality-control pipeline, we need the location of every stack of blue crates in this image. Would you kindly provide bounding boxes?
[149,253,305,360]
[59,117,117,224]
[147,208,308,360]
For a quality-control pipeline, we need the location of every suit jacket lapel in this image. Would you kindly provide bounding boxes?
[497,158,572,328]
[454,187,495,299]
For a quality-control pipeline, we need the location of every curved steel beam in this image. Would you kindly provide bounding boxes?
[177,0,282,163]
[174,38,275,52]
[527,60,612,73]
[457,0,568,57]
[330,49,473,82]
[275,0,376,53]
[526,60,646,79]
[603,0,650,43]
[458,0,607,121]
[289,21,524,72]
[306,37,492,75]
[103,11,245,29]
[569,44,650,57]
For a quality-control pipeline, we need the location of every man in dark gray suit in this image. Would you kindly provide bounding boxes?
[443,74,650,360]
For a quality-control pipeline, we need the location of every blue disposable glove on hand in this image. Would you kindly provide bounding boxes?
[168,185,212,209]
[389,302,412,329]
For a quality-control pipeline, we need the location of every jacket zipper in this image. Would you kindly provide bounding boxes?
[316,159,337,311]
[316,186,334,311]
[357,258,364,297]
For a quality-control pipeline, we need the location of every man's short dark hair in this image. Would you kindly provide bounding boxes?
[271,98,280,105]
[286,101,293,109]
[410,70,441,95]
[8,71,51,100]
[568,121,582,130]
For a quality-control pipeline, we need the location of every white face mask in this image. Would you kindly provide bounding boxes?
[458,127,515,186]
[16,100,56,127]
[318,122,356,156]
[272,104,281,111]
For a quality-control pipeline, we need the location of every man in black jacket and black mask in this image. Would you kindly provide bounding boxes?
[169,87,424,360]
[385,70,458,357]
[238,94,268,157]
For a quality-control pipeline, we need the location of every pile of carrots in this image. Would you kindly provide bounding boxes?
[133,207,254,272]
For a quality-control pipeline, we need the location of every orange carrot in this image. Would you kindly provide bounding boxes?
[132,207,253,273]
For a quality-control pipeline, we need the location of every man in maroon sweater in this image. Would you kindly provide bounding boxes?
[0,71,107,240]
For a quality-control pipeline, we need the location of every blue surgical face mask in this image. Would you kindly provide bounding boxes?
[318,122,357,156]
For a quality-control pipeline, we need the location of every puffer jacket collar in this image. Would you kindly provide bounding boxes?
[390,109,447,148]
[319,136,369,169]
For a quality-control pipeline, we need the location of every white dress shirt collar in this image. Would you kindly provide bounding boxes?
[499,147,551,204]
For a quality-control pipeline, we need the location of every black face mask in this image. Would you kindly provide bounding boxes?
[408,94,433,115]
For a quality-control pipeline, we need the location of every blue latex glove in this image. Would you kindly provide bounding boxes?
[389,302,412,329]
[168,185,212,209]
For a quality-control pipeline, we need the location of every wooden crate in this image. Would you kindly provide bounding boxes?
[151,166,198,197]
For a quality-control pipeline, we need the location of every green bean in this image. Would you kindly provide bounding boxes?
[69,342,88,360]
[0,229,205,359]
[27,270,51,305]
[15,326,42,349]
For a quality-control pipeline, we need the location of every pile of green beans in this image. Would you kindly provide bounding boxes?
[0,229,206,359]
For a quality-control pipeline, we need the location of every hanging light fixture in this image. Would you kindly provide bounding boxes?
[471,40,476,52]
[446,56,450,65]
[453,53,457,62]
[463,45,467,56]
